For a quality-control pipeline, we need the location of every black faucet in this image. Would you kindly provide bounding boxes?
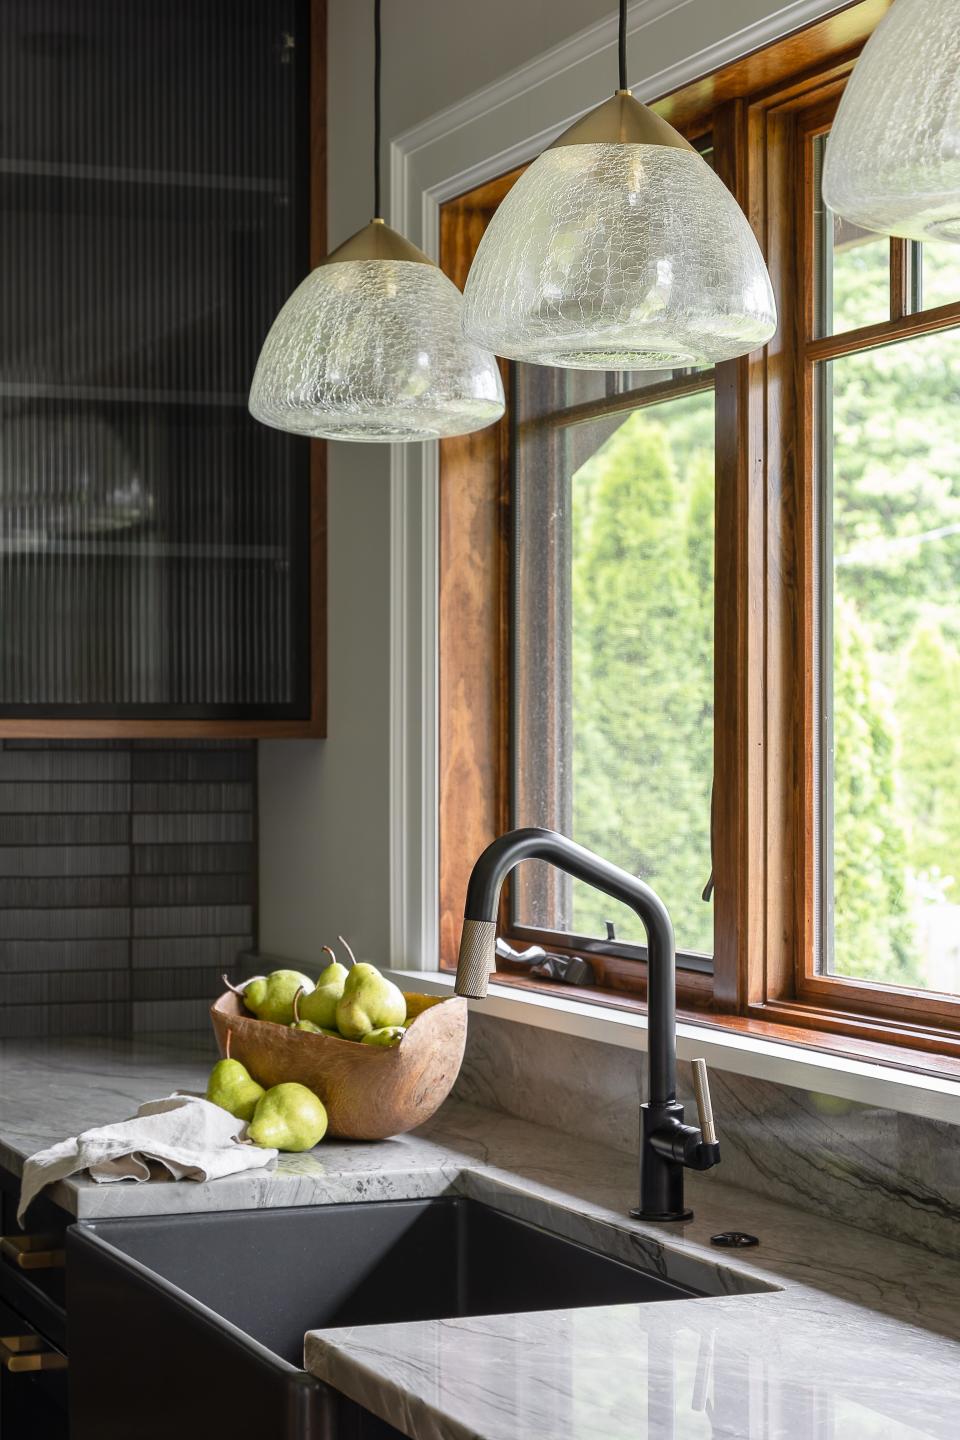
[454,827,721,1221]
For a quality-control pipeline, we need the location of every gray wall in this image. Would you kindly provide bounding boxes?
[0,740,256,1037]
[257,0,620,966]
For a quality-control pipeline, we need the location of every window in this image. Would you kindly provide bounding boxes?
[512,366,715,966]
[809,132,960,998]
[804,104,960,1020]
[438,1,960,1063]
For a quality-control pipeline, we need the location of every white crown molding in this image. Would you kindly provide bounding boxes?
[386,0,851,970]
[393,0,851,174]
[390,0,687,158]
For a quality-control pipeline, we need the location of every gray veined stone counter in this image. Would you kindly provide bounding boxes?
[306,1291,960,1440]
[1,1035,958,1439]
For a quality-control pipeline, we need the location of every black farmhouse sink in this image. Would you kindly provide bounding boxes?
[67,1196,709,1440]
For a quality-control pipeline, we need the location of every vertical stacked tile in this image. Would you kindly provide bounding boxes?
[0,740,256,1038]
[130,743,256,1032]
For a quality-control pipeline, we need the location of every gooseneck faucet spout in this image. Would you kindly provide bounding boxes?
[454,827,720,1221]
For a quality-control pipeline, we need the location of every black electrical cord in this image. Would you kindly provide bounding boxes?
[373,0,382,217]
[618,0,627,90]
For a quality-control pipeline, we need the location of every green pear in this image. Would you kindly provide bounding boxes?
[335,962,406,1040]
[298,958,349,1029]
[241,969,313,1026]
[290,986,324,1034]
[247,1083,328,1152]
[319,1026,344,1039]
[361,1026,405,1047]
[206,1058,265,1123]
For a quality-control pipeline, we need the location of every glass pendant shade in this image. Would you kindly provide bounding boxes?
[822,0,960,244]
[249,221,504,443]
[461,93,776,370]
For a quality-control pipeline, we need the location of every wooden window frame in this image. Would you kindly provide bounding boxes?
[438,0,960,1073]
[507,359,718,982]
[755,74,960,1058]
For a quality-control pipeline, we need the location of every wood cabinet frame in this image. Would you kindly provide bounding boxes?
[0,0,327,741]
[438,0,960,1074]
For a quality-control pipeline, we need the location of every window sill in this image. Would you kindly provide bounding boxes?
[386,969,960,1127]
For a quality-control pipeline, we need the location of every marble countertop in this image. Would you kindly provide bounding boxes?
[2,1035,959,1439]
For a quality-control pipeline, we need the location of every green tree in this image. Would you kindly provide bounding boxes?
[832,596,918,984]
[570,400,713,952]
[555,239,960,991]
[898,620,960,885]
[827,235,960,988]
[831,245,960,654]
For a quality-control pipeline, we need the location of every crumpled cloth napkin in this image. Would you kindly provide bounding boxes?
[18,1094,277,1224]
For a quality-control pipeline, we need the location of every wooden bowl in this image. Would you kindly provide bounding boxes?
[209,989,467,1141]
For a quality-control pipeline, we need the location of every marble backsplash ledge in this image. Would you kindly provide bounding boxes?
[452,1010,960,1263]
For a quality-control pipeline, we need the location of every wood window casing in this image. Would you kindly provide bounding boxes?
[438,0,960,1074]
[757,81,960,1057]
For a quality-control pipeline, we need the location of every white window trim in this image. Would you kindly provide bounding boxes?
[387,0,862,969]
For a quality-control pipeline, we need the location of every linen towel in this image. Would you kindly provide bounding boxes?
[18,1094,277,1224]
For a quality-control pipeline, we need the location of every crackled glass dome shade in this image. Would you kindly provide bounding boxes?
[822,0,960,244]
[249,257,505,443]
[461,143,777,369]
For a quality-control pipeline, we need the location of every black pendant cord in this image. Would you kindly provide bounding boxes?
[618,0,628,90]
[373,0,382,218]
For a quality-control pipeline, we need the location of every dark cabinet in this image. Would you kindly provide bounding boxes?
[0,1297,69,1440]
[0,1168,70,1438]
[0,0,326,736]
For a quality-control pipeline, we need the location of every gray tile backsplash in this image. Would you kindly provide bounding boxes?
[0,740,256,1038]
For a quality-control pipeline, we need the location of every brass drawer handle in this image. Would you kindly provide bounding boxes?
[0,1335,68,1373]
[0,1234,65,1271]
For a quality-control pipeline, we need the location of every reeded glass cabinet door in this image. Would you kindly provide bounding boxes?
[0,0,315,722]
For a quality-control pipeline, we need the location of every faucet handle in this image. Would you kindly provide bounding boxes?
[691,1058,718,1146]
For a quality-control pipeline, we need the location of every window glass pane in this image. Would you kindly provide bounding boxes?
[818,327,960,993]
[513,372,715,955]
[517,369,614,420]
[814,134,890,338]
[517,366,712,421]
[920,241,960,311]
[619,364,712,394]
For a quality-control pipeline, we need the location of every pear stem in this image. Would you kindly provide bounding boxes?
[293,987,304,1024]
[338,935,358,969]
[221,973,246,997]
[225,1028,233,1061]
[321,944,338,967]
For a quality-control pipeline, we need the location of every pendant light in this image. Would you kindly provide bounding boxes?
[823,0,960,244]
[461,1,776,370]
[249,1,504,443]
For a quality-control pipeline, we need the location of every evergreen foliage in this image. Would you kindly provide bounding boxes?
[558,239,960,988]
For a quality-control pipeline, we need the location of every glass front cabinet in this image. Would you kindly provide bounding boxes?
[0,0,325,735]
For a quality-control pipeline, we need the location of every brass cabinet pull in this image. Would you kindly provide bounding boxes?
[0,1234,65,1270]
[0,1335,68,1373]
